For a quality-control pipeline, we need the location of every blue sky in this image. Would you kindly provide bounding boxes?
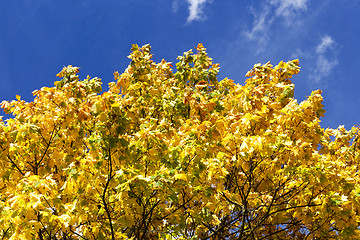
[1,0,359,129]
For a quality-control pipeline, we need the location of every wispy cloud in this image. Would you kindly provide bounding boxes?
[244,6,273,53]
[173,0,212,23]
[312,55,338,83]
[269,0,308,20]
[316,35,335,54]
[293,35,339,84]
[186,0,212,23]
[311,35,338,83]
[244,0,308,53]
[172,0,181,12]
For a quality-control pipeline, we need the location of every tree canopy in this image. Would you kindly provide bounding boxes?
[1,44,360,239]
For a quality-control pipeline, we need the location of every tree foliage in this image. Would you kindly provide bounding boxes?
[1,44,360,239]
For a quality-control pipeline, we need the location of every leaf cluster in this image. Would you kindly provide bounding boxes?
[1,44,360,239]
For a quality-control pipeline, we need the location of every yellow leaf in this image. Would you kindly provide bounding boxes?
[174,173,187,181]
[98,112,107,121]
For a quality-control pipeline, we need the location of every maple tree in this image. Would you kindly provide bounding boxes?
[1,43,360,240]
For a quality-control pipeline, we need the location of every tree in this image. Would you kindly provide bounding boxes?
[0,43,359,240]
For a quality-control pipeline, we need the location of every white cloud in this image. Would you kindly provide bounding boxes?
[186,0,212,23]
[172,0,180,12]
[244,0,308,53]
[245,6,269,40]
[291,35,338,84]
[311,55,338,83]
[243,6,273,54]
[172,0,212,23]
[316,35,335,54]
[269,0,308,18]
[311,36,338,83]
